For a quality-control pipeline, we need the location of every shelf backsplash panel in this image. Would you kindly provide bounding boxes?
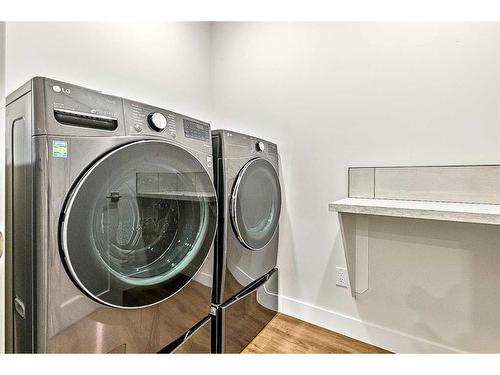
[348,165,500,205]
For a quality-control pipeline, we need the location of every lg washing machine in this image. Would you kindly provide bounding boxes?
[4,77,217,353]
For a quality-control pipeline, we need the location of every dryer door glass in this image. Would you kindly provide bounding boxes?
[61,140,217,308]
[231,158,281,250]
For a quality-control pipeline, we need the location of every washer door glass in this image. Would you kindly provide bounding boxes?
[61,140,217,308]
[231,158,281,250]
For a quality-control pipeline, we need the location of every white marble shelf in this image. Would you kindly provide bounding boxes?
[329,198,500,226]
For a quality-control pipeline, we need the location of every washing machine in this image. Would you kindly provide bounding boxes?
[211,129,280,353]
[4,77,217,353]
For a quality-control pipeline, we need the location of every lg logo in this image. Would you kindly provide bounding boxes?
[52,85,71,94]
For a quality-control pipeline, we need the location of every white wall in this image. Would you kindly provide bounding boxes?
[5,22,212,120]
[211,23,500,353]
[0,21,5,354]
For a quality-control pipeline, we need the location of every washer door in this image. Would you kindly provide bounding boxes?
[60,140,217,309]
[230,158,281,250]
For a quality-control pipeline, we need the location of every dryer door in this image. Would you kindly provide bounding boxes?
[230,158,281,250]
[60,140,217,308]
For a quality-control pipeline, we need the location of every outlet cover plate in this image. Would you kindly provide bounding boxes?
[336,267,348,288]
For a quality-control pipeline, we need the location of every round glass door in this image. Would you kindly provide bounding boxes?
[60,140,217,308]
[230,158,281,250]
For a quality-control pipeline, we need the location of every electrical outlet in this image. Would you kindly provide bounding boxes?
[336,267,348,288]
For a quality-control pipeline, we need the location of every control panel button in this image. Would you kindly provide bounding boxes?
[147,112,167,131]
[256,141,266,152]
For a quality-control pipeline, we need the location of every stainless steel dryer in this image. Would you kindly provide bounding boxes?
[4,77,217,353]
[211,129,280,353]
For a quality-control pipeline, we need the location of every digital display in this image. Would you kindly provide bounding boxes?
[183,119,210,141]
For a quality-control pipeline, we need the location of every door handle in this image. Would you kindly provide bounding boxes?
[0,231,3,258]
[220,268,278,310]
[14,297,26,319]
[106,192,122,202]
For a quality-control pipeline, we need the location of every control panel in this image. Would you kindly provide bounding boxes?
[123,100,177,137]
[224,130,278,155]
[31,77,213,142]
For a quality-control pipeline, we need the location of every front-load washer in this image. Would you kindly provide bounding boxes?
[4,77,217,353]
[211,129,281,353]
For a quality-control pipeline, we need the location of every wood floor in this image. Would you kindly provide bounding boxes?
[242,313,391,354]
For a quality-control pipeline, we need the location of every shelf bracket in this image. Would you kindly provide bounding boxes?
[338,212,369,298]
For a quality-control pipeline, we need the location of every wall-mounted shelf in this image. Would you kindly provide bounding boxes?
[329,198,500,226]
[330,198,500,298]
[331,164,500,298]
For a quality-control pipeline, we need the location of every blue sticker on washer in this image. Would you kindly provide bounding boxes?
[52,140,68,158]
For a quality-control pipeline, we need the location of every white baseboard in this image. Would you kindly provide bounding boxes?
[278,294,466,353]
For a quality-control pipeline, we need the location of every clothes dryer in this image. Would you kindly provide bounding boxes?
[211,129,280,353]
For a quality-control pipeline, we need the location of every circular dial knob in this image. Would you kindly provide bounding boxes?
[256,141,265,152]
[147,112,167,131]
